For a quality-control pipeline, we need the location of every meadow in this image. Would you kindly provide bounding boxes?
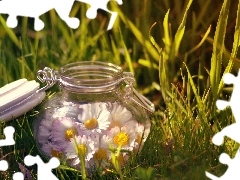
[0,0,240,179]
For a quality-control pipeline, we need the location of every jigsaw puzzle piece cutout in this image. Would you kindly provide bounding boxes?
[0,126,15,147]
[0,160,8,171]
[206,149,240,179]
[76,0,122,30]
[12,172,24,180]
[0,0,122,30]
[24,155,60,180]
[216,100,230,110]
[212,123,240,146]
[0,0,50,30]
[206,71,240,179]
[222,73,237,85]
[53,0,80,29]
[220,70,240,121]
[0,0,80,31]
[213,70,240,146]
[0,160,24,180]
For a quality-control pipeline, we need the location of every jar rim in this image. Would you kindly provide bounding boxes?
[58,61,124,92]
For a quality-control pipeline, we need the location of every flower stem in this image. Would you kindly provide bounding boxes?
[110,145,124,180]
[79,154,87,180]
[73,137,88,180]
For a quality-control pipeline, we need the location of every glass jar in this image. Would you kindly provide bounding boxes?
[34,61,154,170]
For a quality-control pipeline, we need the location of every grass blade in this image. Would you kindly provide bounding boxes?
[209,0,230,100]
[0,16,21,48]
[172,0,193,58]
[217,0,240,96]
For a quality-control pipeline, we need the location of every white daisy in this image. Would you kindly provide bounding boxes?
[41,142,64,159]
[37,118,53,145]
[107,102,136,129]
[65,135,95,167]
[108,124,138,151]
[78,103,111,133]
[88,133,112,168]
[51,117,81,148]
[136,120,151,144]
[134,120,151,152]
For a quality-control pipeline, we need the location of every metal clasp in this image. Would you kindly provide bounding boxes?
[123,72,155,114]
[36,67,58,92]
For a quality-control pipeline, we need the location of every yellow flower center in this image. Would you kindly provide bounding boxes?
[84,118,98,130]
[109,120,122,129]
[51,149,62,158]
[78,144,87,157]
[94,148,107,161]
[113,132,129,146]
[65,128,75,141]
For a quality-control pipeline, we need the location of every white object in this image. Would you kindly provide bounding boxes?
[206,70,240,179]
[0,79,46,122]
[24,155,60,180]
[0,126,15,146]
[0,0,122,31]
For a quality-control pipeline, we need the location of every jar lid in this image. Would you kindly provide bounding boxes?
[0,79,46,122]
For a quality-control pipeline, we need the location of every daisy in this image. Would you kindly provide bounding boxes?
[89,133,112,168]
[37,118,54,145]
[78,103,111,133]
[37,106,69,146]
[108,124,138,151]
[65,135,95,167]
[134,120,151,152]
[41,141,64,159]
[135,120,151,144]
[51,117,81,148]
[107,102,136,129]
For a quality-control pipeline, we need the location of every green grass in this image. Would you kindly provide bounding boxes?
[0,0,240,179]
